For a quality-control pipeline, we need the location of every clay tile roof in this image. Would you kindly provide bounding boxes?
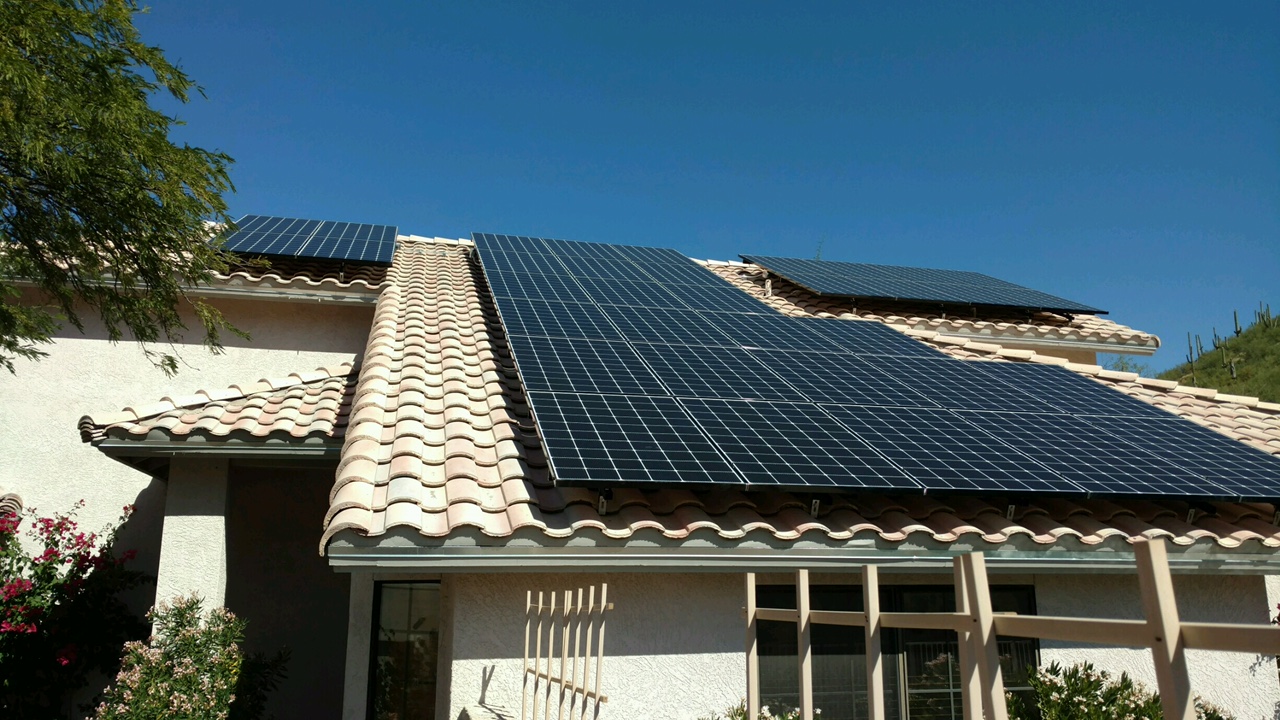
[214,257,389,294]
[703,260,1159,351]
[312,239,1280,555]
[78,364,357,444]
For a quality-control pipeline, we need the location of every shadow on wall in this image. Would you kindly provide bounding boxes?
[30,289,374,357]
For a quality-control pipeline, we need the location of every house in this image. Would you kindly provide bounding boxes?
[5,228,1280,720]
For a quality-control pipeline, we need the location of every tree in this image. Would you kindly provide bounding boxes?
[0,0,240,374]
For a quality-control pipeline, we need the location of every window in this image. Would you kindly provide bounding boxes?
[371,583,442,720]
[758,584,1037,720]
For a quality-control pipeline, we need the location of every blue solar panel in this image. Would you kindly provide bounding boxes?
[224,214,398,264]
[496,299,623,341]
[483,271,591,304]
[631,343,808,402]
[475,250,568,276]
[741,255,1105,314]
[862,355,1060,413]
[748,350,939,408]
[803,319,949,358]
[507,336,666,396]
[971,362,1172,418]
[602,306,736,346]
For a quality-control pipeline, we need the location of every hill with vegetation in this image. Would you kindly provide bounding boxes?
[1156,304,1280,403]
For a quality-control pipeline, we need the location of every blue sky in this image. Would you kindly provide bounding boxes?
[138,2,1278,371]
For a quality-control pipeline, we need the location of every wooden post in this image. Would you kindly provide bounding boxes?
[1135,539,1195,720]
[593,583,608,717]
[580,586,595,720]
[746,573,760,720]
[556,590,570,720]
[862,565,885,720]
[523,591,532,720]
[796,569,814,720]
[953,558,982,720]
[961,552,1009,720]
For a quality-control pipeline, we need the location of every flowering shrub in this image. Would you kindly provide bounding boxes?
[1008,662,1235,720]
[0,502,145,718]
[697,699,820,720]
[93,595,244,720]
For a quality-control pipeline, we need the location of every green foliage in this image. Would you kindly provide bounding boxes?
[0,0,241,374]
[1007,662,1235,720]
[698,699,816,720]
[92,596,243,720]
[0,502,146,718]
[1158,304,1280,403]
[1101,354,1151,377]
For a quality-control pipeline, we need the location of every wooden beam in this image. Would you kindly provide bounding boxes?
[954,558,982,720]
[863,565,885,720]
[880,611,967,631]
[756,607,801,623]
[745,573,760,720]
[797,568,814,720]
[993,615,1151,646]
[962,552,1009,720]
[1136,539,1195,720]
[1182,622,1280,654]
[810,609,867,627]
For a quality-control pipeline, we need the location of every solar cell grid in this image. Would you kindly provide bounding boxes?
[610,245,696,264]
[706,312,848,353]
[678,398,919,489]
[541,238,626,258]
[862,355,1059,413]
[603,306,736,346]
[631,343,808,401]
[972,362,1171,419]
[496,299,623,341]
[664,283,771,314]
[824,405,1081,493]
[475,249,569,276]
[1082,415,1280,499]
[804,318,947,358]
[507,336,666,396]
[481,270,591,304]
[748,350,938,407]
[574,277,688,309]
[957,411,1229,497]
[641,261,729,286]
[224,214,397,264]
[529,392,742,485]
[474,234,548,254]
[556,255,650,282]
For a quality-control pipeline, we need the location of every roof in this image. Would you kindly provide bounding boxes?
[79,238,1280,562]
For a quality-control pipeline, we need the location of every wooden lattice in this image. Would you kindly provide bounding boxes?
[522,583,612,720]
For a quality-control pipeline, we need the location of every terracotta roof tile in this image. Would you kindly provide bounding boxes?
[216,257,388,294]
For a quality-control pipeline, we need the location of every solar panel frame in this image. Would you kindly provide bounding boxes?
[631,343,809,402]
[823,405,1084,494]
[506,336,668,396]
[528,391,743,486]
[224,214,398,264]
[678,398,921,490]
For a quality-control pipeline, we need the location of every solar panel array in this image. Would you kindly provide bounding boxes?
[473,233,1280,500]
[741,255,1106,315]
[222,214,399,264]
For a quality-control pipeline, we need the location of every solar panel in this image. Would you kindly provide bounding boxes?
[496,299,623,341]
[529,392,742,485]
[957,411,1227,496]
[574,277,688,309]
[556,255,651,282]
[862,355,1059,413]
[824,405,1081,493]
[507,336,667,396]
[741,255,1105,314]
[482,270,592,304]
[610,245,698,264]
[602,306,736,346]
[804,319,948,358]
[971,362,1171,418]
[631,343,808,401]
[1082,415,1280,500]
[678,398,920,489]
[708,312,848,353]
[224,214,398,264]
[640,261,730,286]
[748,350,939,408]
[540,238,627,258]
[473,233,548,254]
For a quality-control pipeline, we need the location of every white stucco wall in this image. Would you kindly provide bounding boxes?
[1036,572,1280,720]
[447,573,748,720]
[0,293,371,604]
[445,571,1280,720]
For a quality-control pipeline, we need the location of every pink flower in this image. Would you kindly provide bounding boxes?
[1,579,33,600]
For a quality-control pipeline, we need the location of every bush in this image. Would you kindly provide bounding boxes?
[92,595,243,720]
[1008,662,1235,720]
[0,502,146,718]
[698,699,818,720]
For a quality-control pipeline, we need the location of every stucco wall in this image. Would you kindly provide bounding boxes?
[447,573,748,720]
[446,571,1279,720]
[1037,573,1280,720]
[0,293,371,608]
